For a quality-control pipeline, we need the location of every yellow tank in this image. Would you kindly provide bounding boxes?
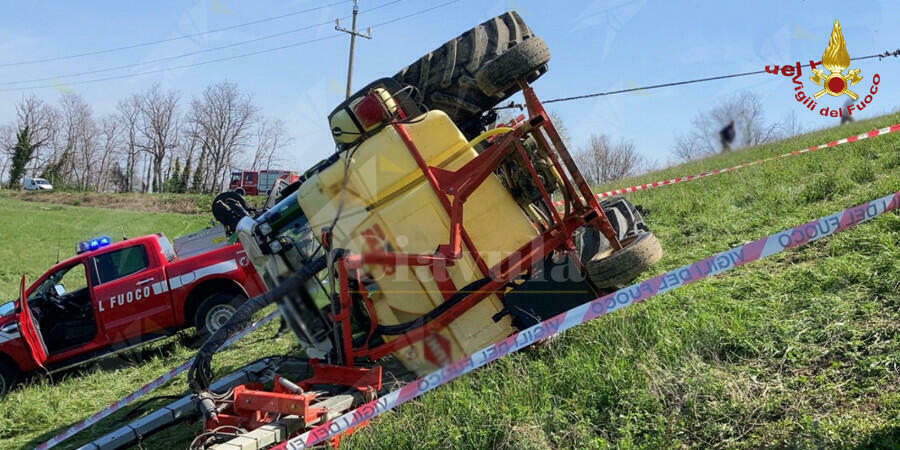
[296,110,539,375]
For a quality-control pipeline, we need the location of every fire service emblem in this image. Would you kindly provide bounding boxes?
[810,20,862,99]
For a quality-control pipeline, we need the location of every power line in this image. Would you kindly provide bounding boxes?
[0,0,405,87]
[0,0,463,92]
[0,0,352,68]
[496,50,900,109]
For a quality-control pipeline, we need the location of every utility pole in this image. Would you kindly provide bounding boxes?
[336,0,372,99]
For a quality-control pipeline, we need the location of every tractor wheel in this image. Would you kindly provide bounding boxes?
[393,11,546,136]
[586,232,663,289]
[476,36,550,97]
[194,293,245,342]
[0,360,19,398]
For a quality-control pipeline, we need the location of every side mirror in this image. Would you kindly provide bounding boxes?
[54,284,65,296]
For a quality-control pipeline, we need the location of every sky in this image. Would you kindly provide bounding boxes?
[0,0,898,171]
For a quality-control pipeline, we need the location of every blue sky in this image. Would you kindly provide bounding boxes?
[0,0,897,169]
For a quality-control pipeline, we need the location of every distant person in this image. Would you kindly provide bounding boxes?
[841,97,854,125]
[719,120,736,152]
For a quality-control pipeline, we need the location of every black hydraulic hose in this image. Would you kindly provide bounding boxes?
[188,254,327,393]
[375,277,492,336]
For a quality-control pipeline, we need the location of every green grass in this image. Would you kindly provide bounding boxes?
[0,113,898,449]
[0,197,209,298]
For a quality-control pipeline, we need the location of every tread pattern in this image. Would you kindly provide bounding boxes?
[587,232,664,288]
[476,36,550,97]
[393,11,537,133]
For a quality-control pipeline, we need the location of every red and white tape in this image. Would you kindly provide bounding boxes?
[286,191,900,449]
[36,311,280,450]
[554,123,900,207]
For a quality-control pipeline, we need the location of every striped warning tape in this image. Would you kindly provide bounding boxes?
[36,310,280,450]
[554,123,900,207]
[286,190,900,449]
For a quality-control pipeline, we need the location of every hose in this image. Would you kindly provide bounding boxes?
[188,254,327,394]
[374,277,491,336]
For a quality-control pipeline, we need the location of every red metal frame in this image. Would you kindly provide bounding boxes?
[333,82,622,365]
[205,362,381,433]
[205,83,622,448]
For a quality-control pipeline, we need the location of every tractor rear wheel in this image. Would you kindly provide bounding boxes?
[586,232,663,289]
[393,11,547,137]
[476,36,550,97]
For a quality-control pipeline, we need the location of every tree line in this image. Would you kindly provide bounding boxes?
[1,81,291,193]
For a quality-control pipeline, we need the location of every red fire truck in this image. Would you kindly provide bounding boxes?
[228,170,299,196]
[0,230,266,396]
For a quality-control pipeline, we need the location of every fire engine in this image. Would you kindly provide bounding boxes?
[0,229,265,397]
[228,169,299,196]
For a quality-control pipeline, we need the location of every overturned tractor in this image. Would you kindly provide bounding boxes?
[193,11,661,448]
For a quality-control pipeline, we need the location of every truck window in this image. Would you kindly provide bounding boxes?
[93,245,149,284]
[245,172,254,182]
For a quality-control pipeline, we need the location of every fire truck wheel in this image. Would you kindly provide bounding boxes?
[586,232,663,289]
[476,36,550,97]
[194,293,246,340]
[234,188,245,196]
[393,11,545,136]
[0,360,18,398]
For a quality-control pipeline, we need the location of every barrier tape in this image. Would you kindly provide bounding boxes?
[287,191,900,449]
[37,310,280,450]
[554,123,900,207]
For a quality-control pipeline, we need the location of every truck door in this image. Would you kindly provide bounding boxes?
[16,276,48,369]
[245,171,258,195]
[89,243,175,342]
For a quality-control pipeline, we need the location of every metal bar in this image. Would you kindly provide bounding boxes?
[77,360,274,450]
[390,122,491,278]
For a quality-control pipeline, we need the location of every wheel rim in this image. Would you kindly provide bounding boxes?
[205,304,237,333]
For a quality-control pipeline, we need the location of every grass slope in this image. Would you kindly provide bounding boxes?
[342,114,900,449]
[0,113,897,449]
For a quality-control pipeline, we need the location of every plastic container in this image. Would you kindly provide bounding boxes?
[296,110,538,374]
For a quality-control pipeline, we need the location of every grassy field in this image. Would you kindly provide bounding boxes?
[0,112,898,449]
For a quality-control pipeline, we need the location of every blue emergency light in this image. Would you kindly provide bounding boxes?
[76,236,112,254]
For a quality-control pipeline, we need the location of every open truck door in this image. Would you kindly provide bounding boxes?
[16,275,48,370]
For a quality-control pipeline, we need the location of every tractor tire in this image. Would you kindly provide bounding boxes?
[0,360,19,398]
[476,36,550,97]
[194,293,245,342]
[586,232,663,289]
[393,11,546,135]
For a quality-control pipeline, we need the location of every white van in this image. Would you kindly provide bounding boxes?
[23,177,53,191]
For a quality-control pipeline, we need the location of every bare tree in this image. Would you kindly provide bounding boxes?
[250,118,290,171]
[44,93,96,189]
[117,94,143,192]
[672,90,780,161]
[778,110,804,138]
[575,134,643,185]
[14,95,57,176]
[137,84,180,192]
[0,124,15,182]
[189,82,256,193]
[95,116,119,191]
